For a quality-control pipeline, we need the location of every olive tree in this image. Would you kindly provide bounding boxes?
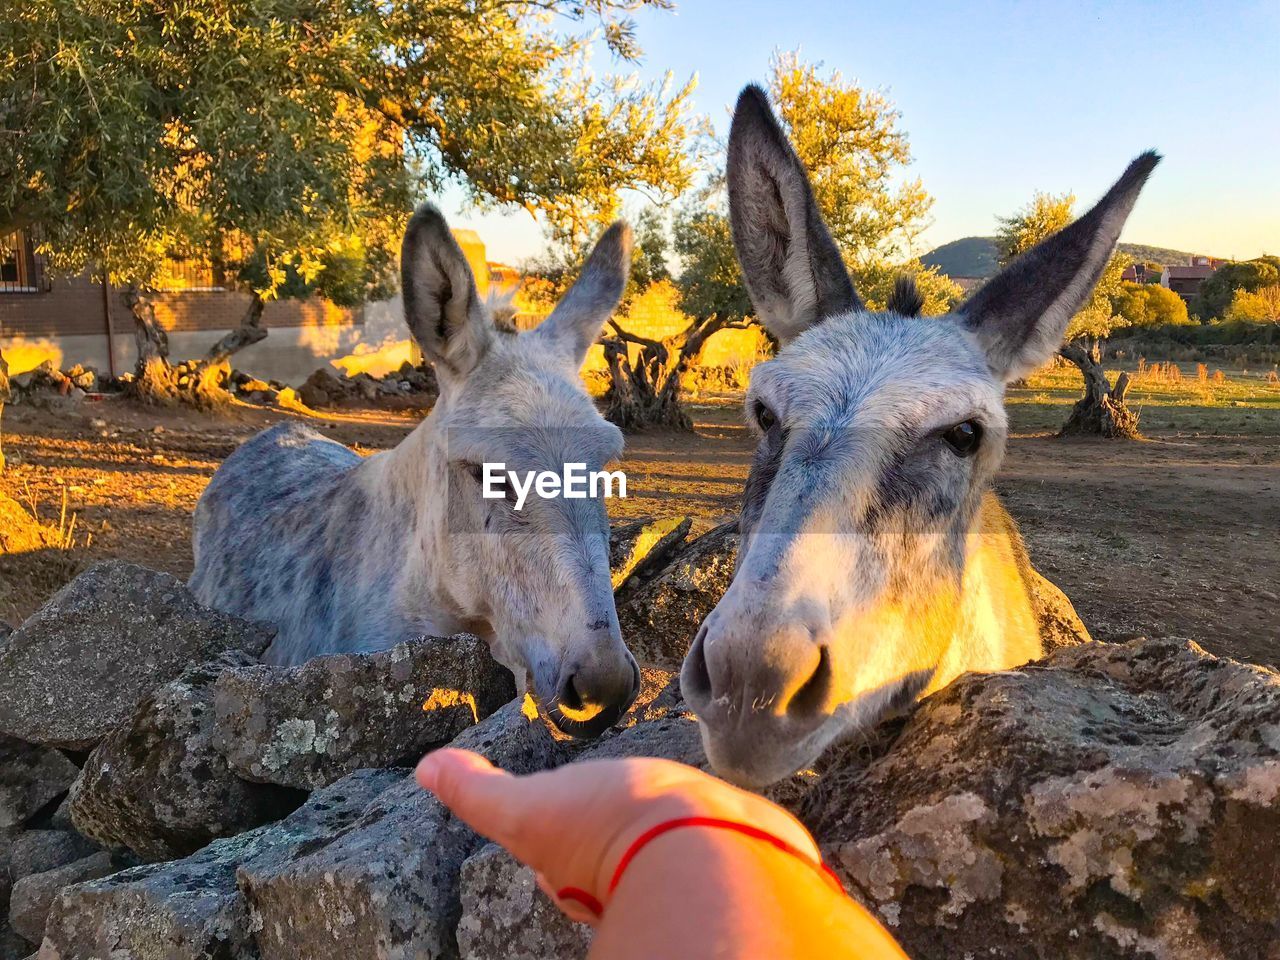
[0,0,696,403]
[600,53,963,430]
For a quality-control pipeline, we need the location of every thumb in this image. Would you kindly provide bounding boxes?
[416,748,525,847]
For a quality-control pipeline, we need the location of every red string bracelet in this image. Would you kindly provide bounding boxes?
[556,816,846,919]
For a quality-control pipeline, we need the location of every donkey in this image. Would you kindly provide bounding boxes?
[191,206,640,737]
[681,86,1159,785]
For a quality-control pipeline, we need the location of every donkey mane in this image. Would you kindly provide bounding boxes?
[887,274,924,317]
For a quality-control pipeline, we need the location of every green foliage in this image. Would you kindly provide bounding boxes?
[658,55,961,325]
[1225,285,1280,324]
[994,193,1075,266]
[770,53,932,268]
[671,202,753,324]
[1195,257,1280,319]
[1112,282,1191,328]
[628,207,673,298]
[994,192,1130,343]
[0,0,696,300]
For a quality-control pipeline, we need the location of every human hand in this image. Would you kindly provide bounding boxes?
[415,749,823,925]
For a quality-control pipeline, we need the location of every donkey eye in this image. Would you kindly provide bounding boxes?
[942,421,982,457]
[462,462,484,484]
[754,402,778,433]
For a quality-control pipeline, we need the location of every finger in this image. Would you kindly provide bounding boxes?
[416,748,525,846]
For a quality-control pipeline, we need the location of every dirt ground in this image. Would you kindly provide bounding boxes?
[2,389,1277,667]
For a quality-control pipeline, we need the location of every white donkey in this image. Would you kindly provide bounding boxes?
[681,86,1159,785]
[191,207,640,737]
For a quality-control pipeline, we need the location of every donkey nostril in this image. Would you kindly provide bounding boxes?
[683,624,713,700]
[558,673,585,712]
[786,645,833,718]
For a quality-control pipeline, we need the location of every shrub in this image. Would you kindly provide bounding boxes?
[1224,285,1280,325]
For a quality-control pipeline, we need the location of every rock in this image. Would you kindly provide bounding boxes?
[352,374,379,402]
[1027,567,1093,652]
[42,769,404,960]
[615,521,739,667]
[68,653,304,862]
[0,841,11,916]
[608,516,692,591]
[213,633,516,790]
[237,378,271,394]
[298,382,329,408]
[457,844,591,960]
[577,710,706,768]
[237,696,561,960]
[618,666,682,728]
[0,737,78,833]
[8,852,116,942]
[299,368,351,408]
[5,832,97,886]
[0,923,31,960]
[0,561,275,750]
[806,637,1280,960]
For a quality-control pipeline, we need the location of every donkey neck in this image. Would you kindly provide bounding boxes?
[353,404,483,636]
[361,406,447,513]
[931,493,1042,693]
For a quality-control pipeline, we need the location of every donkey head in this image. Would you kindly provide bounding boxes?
[681,86,1159,784]
[402,206,638,737]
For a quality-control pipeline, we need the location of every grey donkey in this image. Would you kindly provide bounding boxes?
[191,206,640,737]
[681,85,1159,785]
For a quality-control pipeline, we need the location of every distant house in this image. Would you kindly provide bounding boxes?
[1160,256,1229,303]
[1121,263,1157,283]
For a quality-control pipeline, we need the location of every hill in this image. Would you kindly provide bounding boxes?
[920,237,997,278]
[922,237,1211,279]
[1117,243,1209,267]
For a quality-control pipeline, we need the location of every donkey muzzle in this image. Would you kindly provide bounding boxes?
[543,652,640,739]
[680,614,838,784]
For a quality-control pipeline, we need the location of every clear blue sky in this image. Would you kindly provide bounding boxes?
[448,0,1279,266]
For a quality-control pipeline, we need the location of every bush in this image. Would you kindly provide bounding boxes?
[1224,285,1280,324]
[1112,282,1190,327]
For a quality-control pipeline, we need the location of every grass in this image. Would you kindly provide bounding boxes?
[1006,361,1280,435]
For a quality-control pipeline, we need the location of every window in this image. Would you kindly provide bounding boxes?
[0,229,47,293]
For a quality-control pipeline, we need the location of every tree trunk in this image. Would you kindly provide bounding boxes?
[601,314,741,431]
[123,287,251,408]
[0,345,9,472]
[125,287,180,404]
[1057,341,1141,439]
[202,293,267,366]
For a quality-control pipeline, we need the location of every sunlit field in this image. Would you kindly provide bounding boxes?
[1007,362,1280,436]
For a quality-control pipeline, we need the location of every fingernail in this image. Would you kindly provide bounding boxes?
[415,754,440,791]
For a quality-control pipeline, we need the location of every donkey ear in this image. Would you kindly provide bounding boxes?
[401,204,492,378]
[957,151,1161,382]
[727,85,862,344]
[534,221,633,366]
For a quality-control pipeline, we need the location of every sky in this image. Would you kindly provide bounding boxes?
[445,0,1279,267]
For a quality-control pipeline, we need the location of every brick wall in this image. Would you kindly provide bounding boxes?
[0,274,361,341]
